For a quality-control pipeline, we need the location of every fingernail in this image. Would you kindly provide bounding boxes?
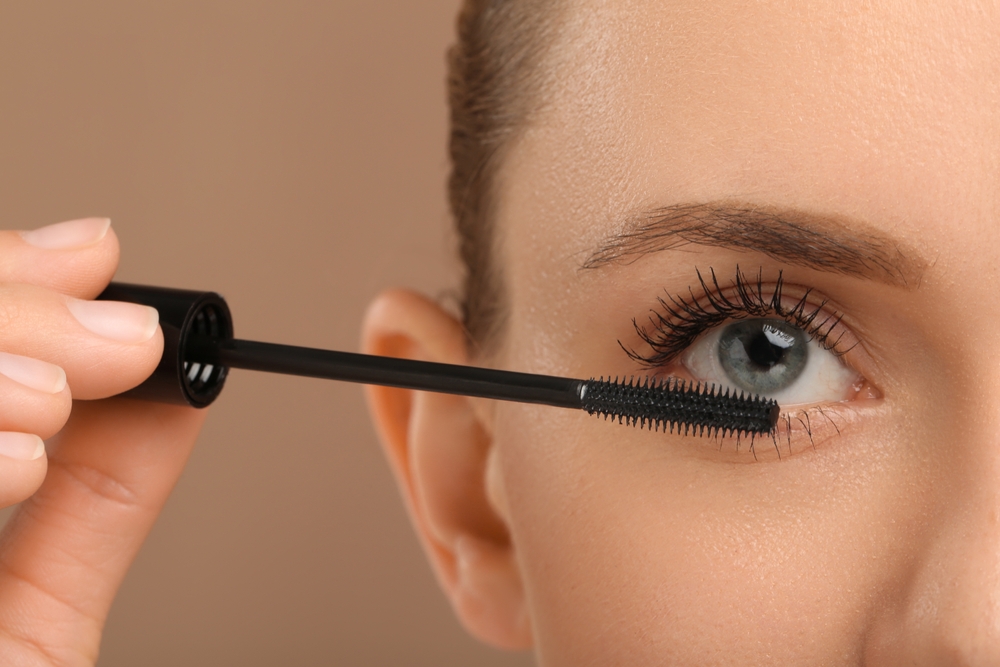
[0,433,45,460]
[20,217,111,250]
[0,352,66,394]
[68,299,159,343]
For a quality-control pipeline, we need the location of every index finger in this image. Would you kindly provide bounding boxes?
[0,218,120,299]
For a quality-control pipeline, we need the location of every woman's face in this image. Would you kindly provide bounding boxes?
[489,0,1000,663]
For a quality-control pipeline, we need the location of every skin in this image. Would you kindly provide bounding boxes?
[364,1,1000,665]
[0,218,206,665]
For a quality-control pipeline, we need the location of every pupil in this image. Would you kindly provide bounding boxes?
[716,318,808,395]
[747,332,785,368]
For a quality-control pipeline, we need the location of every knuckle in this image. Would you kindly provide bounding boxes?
[47,458,142,510]
[0,298,24,335]
[0,284,53,338]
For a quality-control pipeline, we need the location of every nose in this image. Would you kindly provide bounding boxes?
[864,458,1000,664]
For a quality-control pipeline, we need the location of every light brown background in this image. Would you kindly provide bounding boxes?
[0,2,535,665]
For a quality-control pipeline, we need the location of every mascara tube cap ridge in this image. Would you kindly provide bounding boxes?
[97,283,233,408]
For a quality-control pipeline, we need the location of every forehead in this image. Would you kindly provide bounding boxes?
[500,0,999,259]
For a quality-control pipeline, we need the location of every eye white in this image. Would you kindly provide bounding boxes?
[680,321,859,406]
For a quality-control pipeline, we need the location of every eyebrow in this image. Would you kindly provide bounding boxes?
[581,203,928,288]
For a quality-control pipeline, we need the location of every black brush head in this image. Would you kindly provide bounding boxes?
[580,376,779,438]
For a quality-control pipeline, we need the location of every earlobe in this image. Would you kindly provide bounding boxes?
[361,289,533,650]
[453,534,534,649]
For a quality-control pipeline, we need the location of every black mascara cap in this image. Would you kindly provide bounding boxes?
[97,283,233,408]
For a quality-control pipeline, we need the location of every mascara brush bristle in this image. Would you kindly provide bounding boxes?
[580,376,779,437]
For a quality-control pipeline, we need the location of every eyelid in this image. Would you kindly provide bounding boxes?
[666,307,879,460]
[626,283,823,365]
[768,289,883,401]
[623,269,883,402]
[619,267,890,460]
[771,290,857,356]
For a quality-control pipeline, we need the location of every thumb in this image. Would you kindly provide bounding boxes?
[0,398,206,665]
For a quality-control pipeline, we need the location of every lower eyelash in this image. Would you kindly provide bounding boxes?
[714,404,848,461]
[621,264,857,369]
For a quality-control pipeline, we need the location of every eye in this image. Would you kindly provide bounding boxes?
[680,317,860,406]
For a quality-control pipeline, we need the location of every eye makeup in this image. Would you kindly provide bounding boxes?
[624,265,855,369]
[623,264,873,457]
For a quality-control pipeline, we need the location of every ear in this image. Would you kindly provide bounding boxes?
[361,289,532,650]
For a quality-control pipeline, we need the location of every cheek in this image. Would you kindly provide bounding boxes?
[493,402,932,665]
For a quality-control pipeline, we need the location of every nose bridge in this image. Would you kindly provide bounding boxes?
[920,498,1000,635]
[867,237,1000,662]
[865,451,1000,664]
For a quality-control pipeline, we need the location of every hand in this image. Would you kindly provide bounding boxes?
[0,218,207,666]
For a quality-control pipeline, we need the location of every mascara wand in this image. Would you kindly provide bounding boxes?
[99,283,780,438]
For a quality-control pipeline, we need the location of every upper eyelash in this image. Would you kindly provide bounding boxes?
[622,264,857,368]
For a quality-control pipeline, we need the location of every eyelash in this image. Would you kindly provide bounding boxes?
[620,265,862,459]
[621,264,857,369]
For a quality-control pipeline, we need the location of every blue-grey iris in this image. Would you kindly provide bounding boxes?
[717,318,808,394]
